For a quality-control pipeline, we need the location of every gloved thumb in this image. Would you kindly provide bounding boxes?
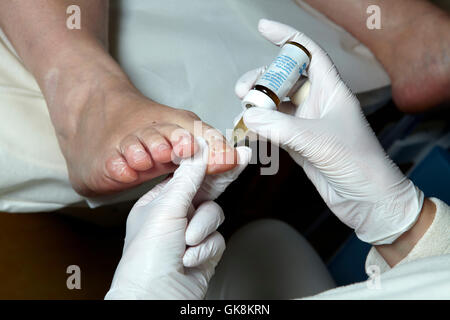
[193,146,252,207]
[158,137,209,215]
[243,107,315,151]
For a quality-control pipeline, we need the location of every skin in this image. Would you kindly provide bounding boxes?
[376,198,436,267]
[0,0,237,196]
[0,1,438,266]
[299,0,446,264]
[301,0,450,112]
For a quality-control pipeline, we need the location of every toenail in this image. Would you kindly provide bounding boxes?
[151,143,170,152]
[110,158,128,175]
[128,145,146,158]
[158,143,171,151]
[178,135,192,146]
[133,149,148,161]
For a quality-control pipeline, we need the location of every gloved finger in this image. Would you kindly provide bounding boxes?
[183,231,226,268]
[158,137,209,215]
[125,177,171,240]
[193,146,252,207]
[186,201,224,246]
[133,177,171,207]
[183,232,225,289]
[243,107,316,150]
[257,19,337,86]
[234,66,266,100]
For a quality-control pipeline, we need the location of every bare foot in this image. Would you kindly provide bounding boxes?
[376,9,450,112]
[0,0,237,197]
[302,0,450,113]
[46,71,237,196]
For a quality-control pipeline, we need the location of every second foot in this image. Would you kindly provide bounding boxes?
[54,82,237,196]
[377,9,450,112]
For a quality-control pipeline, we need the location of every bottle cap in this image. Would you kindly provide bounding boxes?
[241,89,277,110]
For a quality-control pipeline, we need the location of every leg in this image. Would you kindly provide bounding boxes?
[301,0,450,112]
[0,1,237,196]
[206,219,335,300]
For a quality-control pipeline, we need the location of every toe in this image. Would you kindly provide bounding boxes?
[120,135,153,171]
[201,127,238,174]
[139,127,173,163]
[166,118,237,174]
[105,154,139,183]
[156,124,198,158]
[207,149,239,174]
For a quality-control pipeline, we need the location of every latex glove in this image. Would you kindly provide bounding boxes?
[105,138,252,299]
[236,19,424,245]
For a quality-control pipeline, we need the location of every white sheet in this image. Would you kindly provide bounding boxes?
[309,254,450,299]
[0,0,390,212]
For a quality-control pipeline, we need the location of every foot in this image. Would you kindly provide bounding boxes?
[374,9,450,112]
[46,73,237,196]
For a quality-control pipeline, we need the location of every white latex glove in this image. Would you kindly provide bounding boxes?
[105,138,252,299]
[236,19,424,245]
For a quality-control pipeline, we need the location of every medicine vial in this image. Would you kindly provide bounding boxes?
[232,41,311,145]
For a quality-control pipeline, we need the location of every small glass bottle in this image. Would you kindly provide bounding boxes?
[232,41,311,145]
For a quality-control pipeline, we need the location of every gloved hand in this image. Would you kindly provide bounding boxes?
[236,19,424,245]
[105,138,252,299]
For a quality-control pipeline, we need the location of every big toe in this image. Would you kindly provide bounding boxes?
[205,133,238,174]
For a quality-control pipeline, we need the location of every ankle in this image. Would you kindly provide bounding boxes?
[45,57,135,142]
[372,7,449,63]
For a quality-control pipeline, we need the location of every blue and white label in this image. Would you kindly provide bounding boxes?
[256,43,309,100]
